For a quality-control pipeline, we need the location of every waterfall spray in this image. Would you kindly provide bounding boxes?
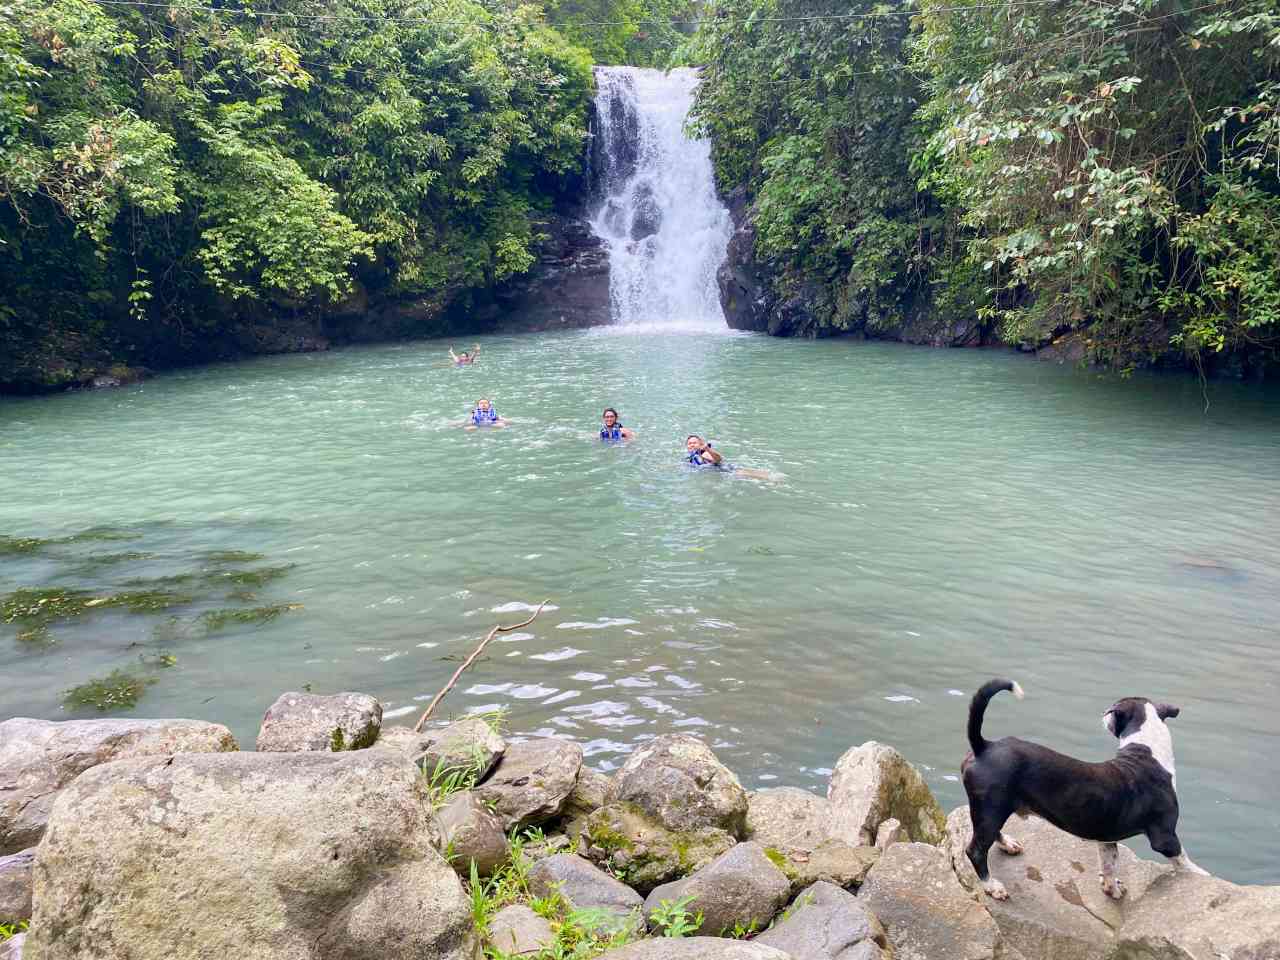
[589,67,732,329]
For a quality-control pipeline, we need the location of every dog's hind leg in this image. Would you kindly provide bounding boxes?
[966,803,1012,900]
[997,832,1024,856]
[1098,842,1125,899]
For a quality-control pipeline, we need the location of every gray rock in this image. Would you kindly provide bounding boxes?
[606,735,748,836]
[873,819,902,851]
[770,840,881,895]
[528,854,643,933]
[945,806,1162,960]
[420,717,506,781]
[255,690,382,752]
[827,742,946,847]
[437,790,510,878]
[583,802,737,892]
[368,725,434,756]
[0,716,237,854]
[522,832,577,863]
[0,933,24,960]
[596,937,792,960]
[644,841,791,937]
[0,848,34,922]
[26,750,477,960]
[858,841,1001,960]
[487,904,554,956]
[562,767,611,820]
[747,787,836,854]
[476,738,583,830]
[1110,869,1280,960]
[754,881,888,960]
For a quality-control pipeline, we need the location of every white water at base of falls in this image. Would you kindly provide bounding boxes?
[589,67,732,330]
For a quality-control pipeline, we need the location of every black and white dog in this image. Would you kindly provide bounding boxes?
[961,678,1209,901]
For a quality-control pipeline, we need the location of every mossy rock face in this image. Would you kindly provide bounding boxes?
[255,691,382,753]
[827,741,946,847]
[582,802,736,893]
[764,840,880,894]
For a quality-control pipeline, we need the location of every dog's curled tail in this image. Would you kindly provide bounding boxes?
[968,678,1024,757]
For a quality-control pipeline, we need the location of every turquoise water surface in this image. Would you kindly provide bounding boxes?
[2,329,1278,882]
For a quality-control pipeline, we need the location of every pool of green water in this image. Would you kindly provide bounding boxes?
[2,329,1278,881]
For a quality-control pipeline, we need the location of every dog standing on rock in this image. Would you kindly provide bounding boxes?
[961,678,1209,901]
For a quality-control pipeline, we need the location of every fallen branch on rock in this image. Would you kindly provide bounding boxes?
[412,600,550,733]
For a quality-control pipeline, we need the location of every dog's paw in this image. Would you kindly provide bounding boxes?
[1100,875,1127,900]
[998,835,1024,856]
[983,878,1010,901]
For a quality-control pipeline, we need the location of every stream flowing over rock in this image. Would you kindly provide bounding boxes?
[0,716,237,854]
[26,751,476,960]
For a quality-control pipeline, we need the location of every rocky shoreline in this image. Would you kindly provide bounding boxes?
[1,693,1276,960]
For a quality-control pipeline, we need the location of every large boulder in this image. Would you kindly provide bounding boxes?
[0,848,33,922]
[606,735,748,837]
[26,751,477,960]
[1110,870,1280,960]
[643,841,791,938]
[827,743,946,847]
[747,787,836,853]
[583,801,737,892]
[255,691,382,752]
[858,842,1001,960]
[475,738,583,830]
[754,881,888,960]
[487,904,554,957]
[419,717,506,781]
[945,806,1162,960]
[528,854,644,933]
[437,790,510,878]
[562,767,611,821]
[0,934,24,960]
[769,840,881,896]
[0,716,237,854]
[596,938,792,959]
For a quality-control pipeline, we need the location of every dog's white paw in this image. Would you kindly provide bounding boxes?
[1100,875,1127,900]
[983,878,1010,901]
[998,835,1024,856]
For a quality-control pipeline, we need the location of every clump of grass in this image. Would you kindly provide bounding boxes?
[0,920,29,941]
[64,669,156,711]
[199,603,302,632]
[2,587,97,626]
[102,589,194,613]
[203,563,296,588]
[202,550,266,564]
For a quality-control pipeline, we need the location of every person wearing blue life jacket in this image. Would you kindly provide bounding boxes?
[464,397,506,430]
[684,434,773,479]
[599,407,634,442]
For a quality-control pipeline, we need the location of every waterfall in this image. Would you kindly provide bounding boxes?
[588,67,732,329]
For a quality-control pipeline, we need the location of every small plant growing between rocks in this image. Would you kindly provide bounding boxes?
[649,895,702,938]
[0,920,30,941]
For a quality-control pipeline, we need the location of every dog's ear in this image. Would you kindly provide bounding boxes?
[1155,703,1181,721]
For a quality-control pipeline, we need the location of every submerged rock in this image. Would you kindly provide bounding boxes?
[26,751,476,960]
[606,734,748,837]
[0,848,34,921]
[475,737,583,830]
[754,880,889,960]
[583,801,737,892]
[643,841,791,937]
[255,691,382,752]
[827,742,946,847]
[0,716,237,854]
[858,841,1001,960]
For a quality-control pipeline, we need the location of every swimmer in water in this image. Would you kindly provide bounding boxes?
[685,435,773,479]
[449,343,481,365]
[465,398,507,430]
[599,407,634,441]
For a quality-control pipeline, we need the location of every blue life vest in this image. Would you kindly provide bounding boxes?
[472,406,499,425]
[687,443,714,466]
[600,423,624,441]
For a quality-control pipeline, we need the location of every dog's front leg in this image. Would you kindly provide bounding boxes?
[1171,851,1210,876]
[1098,842,1125,899]
[1148,825,1211,877]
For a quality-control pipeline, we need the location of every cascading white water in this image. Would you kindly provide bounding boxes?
[589,67,732,329]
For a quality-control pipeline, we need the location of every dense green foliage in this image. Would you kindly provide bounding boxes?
[0,0,596,388]
[691,0,1280,371]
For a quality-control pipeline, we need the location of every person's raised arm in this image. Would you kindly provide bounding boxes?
[621,427,635,439]
[700,441,723,465]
